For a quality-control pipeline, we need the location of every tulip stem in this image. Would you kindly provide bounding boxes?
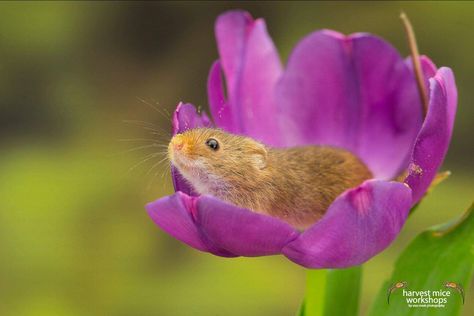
[300,269,327,316]
[400,12,429,117]
[300,266,362,316]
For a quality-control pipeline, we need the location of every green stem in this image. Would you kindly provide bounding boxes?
[302,269,327,316]
[300,266,363,316]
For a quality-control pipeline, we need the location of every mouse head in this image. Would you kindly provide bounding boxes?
[168,128,268,192]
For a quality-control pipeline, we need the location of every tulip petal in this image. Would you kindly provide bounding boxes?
[172,102,212,134]
[195,195,299,256]
[276,31,422,179]
[405,68,457,204]
[146,192,209,252]
[397,55,438,170]
[146,192,237,257]
[282,180,412,268]
[213,10,284,146]
[207,61,235,131]
[171,102,212,195]
[147,192,299,257]
[405,55,438,92]
[420,55,438,78]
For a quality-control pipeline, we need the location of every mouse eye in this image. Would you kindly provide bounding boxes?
[205,138,219,151]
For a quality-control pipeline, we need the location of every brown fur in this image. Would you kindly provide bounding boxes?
[169,128,372,230]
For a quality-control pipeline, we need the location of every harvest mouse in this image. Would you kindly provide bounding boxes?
[168,128,372,230]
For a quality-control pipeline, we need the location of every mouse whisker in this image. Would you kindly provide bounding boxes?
[146,169,159,192]
[150,98,172,119]
[111,144,162,157]
[122,119,172,135]
[122,120,166,133]
[152,127,172,137]
[159,163,170,180]
[160,105,171,119]
[146,161,171,192]
[122,119,158,127]
[148,130,171,137]
[127,152,165,174]
[150,144,170,152]
[118,138,162,143]
[136,97,172,121]
[146,155,169,176]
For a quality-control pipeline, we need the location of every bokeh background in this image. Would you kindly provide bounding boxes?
[0,1,472,315]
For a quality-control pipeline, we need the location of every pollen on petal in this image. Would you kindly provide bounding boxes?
[408,163,423,176]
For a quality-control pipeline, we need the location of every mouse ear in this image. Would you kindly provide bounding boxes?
[251,143,268,170]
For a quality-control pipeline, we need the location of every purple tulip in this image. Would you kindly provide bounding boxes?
[146,10,457,268]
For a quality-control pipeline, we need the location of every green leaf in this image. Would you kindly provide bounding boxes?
[368,203,474,316]
[299,266,362,316]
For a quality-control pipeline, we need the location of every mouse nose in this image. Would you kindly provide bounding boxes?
[171,135,184,151]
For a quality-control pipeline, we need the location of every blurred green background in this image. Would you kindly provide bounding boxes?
[0,1,472,315]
